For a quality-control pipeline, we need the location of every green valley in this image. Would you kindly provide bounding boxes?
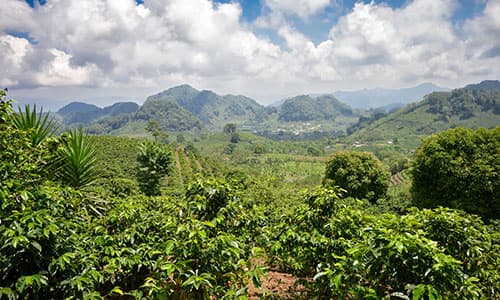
[1,80,499,299]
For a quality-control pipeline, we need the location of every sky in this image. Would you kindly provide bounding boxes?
[1,0,499,108]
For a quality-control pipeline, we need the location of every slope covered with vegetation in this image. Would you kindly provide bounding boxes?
[146,84,268,129]
[278,94,355,122]
[57,101,139,126]
[2,85,499,299]
[347,80,500,147]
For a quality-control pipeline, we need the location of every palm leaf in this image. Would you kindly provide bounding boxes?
[11,104,58,146]
[57,128,98,188]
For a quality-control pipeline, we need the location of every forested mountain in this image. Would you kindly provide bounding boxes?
[86,99,202,134]
[347,80,500,145]
[135,98,202,131]
[334,83,449,109]
[57,81,498,138]
[278,94,355,122]
[145,85,268,128]
[57,101,139,125]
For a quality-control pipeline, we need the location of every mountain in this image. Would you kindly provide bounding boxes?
[347,80,500,146]
[86,85,266,134]
[466,80,500,92]
[57,102,103,125]
[145,85,268,128]
[135,98,202,131]
[102,102,139,116]
[278,94,355,122]
[334,83,449,109]
[57,101,139,125]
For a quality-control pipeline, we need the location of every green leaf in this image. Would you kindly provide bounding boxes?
[412,284,426,300]
[109,286,124,296]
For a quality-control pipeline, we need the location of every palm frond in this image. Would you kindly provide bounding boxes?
[57,128,98,188]
[11,104,58,146]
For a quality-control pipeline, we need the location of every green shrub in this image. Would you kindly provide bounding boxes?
[411,127,500,219]
[136,141,172,196]
[323,151,389,203]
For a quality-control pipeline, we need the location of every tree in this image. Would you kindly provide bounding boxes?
[146,119,168,143]
[323,151,389,203]
[136,141,172,196]
[230,132,240,143]
[176,134,185,143]
[223,123,236,134]
[411,127,499,219]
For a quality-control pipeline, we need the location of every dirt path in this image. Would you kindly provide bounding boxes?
[174,148,184,185]
[182,149,194,174]
[248,269,307,299]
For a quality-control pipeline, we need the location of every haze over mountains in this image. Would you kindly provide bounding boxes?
[347,80,500,146]
[333,83,449,110]
[54,80,499,141]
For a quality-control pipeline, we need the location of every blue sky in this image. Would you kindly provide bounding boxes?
[1,0,498,106]
[24,0,488,44]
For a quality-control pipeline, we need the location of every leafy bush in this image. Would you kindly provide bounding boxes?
[0,98,263,298]
[323,151,389,203]
[136,141,172,196]
[411,127,500,219]
[268,181,498,299]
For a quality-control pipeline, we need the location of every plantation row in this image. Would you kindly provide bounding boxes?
[1,90,499,299]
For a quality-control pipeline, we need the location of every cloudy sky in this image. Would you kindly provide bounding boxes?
[1,0,499,108]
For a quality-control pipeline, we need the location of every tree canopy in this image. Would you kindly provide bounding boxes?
[323,150,389,203]
[411,127,500,219]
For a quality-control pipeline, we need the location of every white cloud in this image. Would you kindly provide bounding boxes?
[327,0,461,82]
[35,49,100,86]
[464,0,500,59]
[0,0,499,104]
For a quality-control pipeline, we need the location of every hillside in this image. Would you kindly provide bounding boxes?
[135,98,202,131]
[87,99,202,135]
[334,83,449,109]
[60,86,361,137]
[347,80,500,146]
[57,101,139,125]
[145,85,268,129]
[278,94,355,122]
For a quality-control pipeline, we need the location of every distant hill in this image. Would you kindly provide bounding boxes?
[57,101,138,125]
[278,94,355,122]
[347,80,500,147]
[334,83,449,109]
[135,98,202,131]
[466,80,500,92]
[102,102,139,116]
[85,85,267,135]
[145,85,268,128]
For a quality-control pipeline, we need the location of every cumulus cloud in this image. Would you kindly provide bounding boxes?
[327,0,463,82]
[0,0,499,103]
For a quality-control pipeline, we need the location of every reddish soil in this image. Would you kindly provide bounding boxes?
[248,269,307,299]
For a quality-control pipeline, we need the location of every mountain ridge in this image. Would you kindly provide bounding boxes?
[334,82,449,109]
[346,80,500,146]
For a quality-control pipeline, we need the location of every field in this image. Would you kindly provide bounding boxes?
[1,96,499,300]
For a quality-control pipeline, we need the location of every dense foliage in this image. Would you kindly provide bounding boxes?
[136,99,202,131]
[271,192,499,299]
[1,88,499,299]
[55,128,99,188]
[323,151,389,203]
[411,126,500,219]
[278,94,354,122]
[347,83,500,146]
[136,141,172,196]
